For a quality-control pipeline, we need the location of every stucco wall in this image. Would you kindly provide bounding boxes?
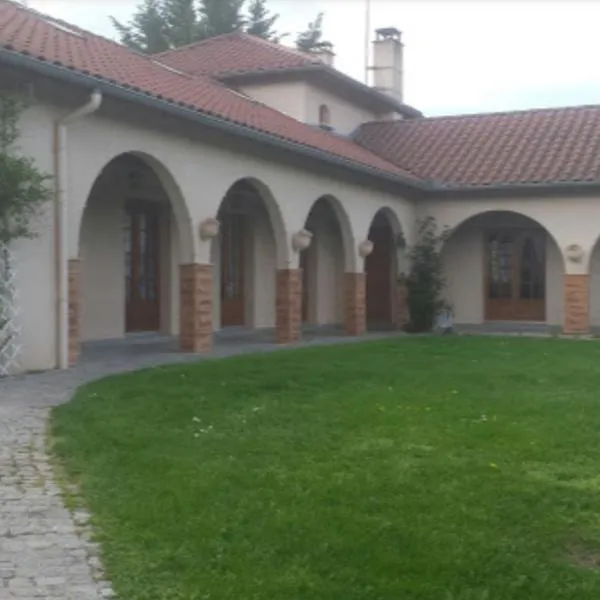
[6,70,414,371]
[240,79,380,135]
[63,108,415,270]
[441,213,564,325]
[239,81,308,122]
[80,161,174,341]
[12,65,600,373]
[546,241,564,326]
[314,218,344,325]
[589,242,600,327]
[169,217,181,336]
[443,224,483,324]
[251,213,277,329]
[303,85,379,135]
[210,204,277,331]
[80,191,125,340]
[210,235,221,331]
[424,195,600,277]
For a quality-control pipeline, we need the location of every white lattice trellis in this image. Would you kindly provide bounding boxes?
[0,244,21,377]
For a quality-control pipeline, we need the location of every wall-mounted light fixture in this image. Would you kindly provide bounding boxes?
[198,217,220,241]
[292,229,313,252]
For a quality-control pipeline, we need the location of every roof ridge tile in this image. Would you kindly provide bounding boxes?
[361,103,600,127]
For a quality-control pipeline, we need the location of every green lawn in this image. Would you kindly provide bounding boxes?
[51,337,600,600]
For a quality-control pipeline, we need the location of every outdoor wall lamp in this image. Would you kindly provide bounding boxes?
[358,240,374,258]
[198,217,220,241]
[292,229,313,252]
[565,244,584,263]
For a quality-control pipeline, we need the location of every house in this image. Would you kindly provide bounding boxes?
[0,0,597,374]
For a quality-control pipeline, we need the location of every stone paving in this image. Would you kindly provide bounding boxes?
[0,330,398,599]
[0,403,113,599]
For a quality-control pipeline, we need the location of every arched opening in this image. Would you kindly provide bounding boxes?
[365,209,399,330]
[442,211,564,328]
[78,152,192,344]
[301,196,349,328]
[586,238,600,332]
[212,178,283,331]
[318,104,331,129]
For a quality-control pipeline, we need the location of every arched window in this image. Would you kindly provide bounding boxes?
[318,104,331,129]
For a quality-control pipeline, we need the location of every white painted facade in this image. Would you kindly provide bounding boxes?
[1,65,416,373]
[4,46,600,375]
[239,79,387,135]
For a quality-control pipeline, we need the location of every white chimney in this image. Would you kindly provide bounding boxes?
[372,27,403,103]
[311,41,335,67]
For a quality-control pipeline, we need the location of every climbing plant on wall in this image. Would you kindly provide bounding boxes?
[0,93,52,375]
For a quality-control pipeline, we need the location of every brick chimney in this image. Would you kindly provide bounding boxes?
[311,41,335,67]
[372,27,403,103]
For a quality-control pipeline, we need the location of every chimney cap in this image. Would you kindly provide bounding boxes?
[375,27,401,41]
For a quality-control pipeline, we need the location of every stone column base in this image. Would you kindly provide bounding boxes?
[68,259,82,367]
[564,274,589,334]
[180,264,213,353]
[345,272,366,336]
[276,269,302,344]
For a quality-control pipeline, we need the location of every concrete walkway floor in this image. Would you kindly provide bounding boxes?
[0,329,398,599]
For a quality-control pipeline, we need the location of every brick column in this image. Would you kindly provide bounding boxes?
[180,264,213,352]
[345,272,366,336]
[394,277,409,330]
[68,259,82,367]
[564,274,589,335]
[276,269,302,344]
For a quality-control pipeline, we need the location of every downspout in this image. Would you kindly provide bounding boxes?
[54,90,102,369]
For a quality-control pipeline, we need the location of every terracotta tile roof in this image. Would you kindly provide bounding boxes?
[355,107,600,189]
[0,1,416,183]
[156,32,323,78]
[157,32,423,119]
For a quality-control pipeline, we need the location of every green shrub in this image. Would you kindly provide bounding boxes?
[406,216,450,332]
[0,93,52,370]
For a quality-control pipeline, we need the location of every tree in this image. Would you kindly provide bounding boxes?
[197,0,245,39]
[0,96,52,247]
[405,217,451,333]
[111,0,245,54]
[163,0,202,48]
[295,12,329,53]
[112,1,323,55]
[245,0,284,42]
[111,0,170,54]
[0,94,52,374]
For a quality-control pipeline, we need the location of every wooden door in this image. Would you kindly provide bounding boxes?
[125,203,161,332]
[485,229,545,321]
[221,212,246,327]
[366,225,393,325]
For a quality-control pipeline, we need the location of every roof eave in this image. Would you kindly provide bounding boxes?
[428,179,600,196]
[219,66,422,119]
[0,48,423,194]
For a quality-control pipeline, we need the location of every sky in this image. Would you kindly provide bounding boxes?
[26,0,600,116]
